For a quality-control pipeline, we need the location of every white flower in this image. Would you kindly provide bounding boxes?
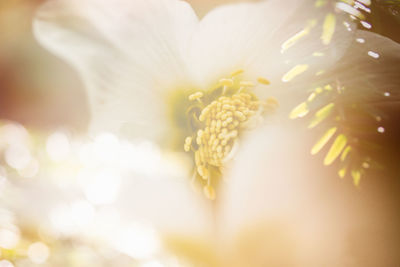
[33,0,400,198]
[84,123,398,266]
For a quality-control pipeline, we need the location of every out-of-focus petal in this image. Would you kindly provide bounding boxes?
[33,0,198,141]
[115,173,216,264]
[4,170,213,254]
[218,123,399,265]
[116,174,213,237]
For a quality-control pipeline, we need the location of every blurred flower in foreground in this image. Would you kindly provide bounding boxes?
[1,120,376,265]
[70,124,398,266]
[33,0,400,198]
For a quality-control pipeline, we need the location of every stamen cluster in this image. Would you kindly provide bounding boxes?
[192,93,259,174]
[184,71,277,199]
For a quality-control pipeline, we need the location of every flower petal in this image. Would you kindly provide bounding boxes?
[188,0,299,87]
[116,174,212,237]
[5,164,212,246]
[33,0,199,140]
[188,0,355,96]
[218,124,398,265]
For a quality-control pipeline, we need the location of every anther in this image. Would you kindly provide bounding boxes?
[240,81,255,87]
[184,136,192,152]
[194,151,201,166]
[188,91,204,101]
[185,72,274,199]
[196,136,202,145]
[264,97,279,110]
[234,111,246,121]
[203,185,216,200]
[257,77,270,85]
[185,136,192,145]
[230,69,244,77]
[197,165,209,179]
[219,78,234,87]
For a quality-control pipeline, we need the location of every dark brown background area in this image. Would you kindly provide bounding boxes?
[0,0,88,132]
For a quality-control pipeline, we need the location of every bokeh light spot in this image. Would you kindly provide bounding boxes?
[0,260,14,267]
[27,242,50,264]
[46,132,71,162]
[0,228,20,249]
[112,223,160,259]
[5,144,31,170]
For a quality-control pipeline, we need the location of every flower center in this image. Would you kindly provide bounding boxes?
[183,70,278,200]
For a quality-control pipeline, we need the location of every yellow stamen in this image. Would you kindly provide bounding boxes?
[257,77,270,85]
[264,97,279,111]
[239,81,255,87]
[289,102,309,119]
[315,0,327,7]
[203,185,216,200]
[184,136,192,152]
[321,13,336,45]
[281,19,317,53]
[282,64,309,82]
[188,91,204,101]
[312,52,324,57]
[184,71,278,199]
[189,92,259,171]
[197,165,209,180]
[219,78,234,87]
[230,69,244,77]
[185,136,192,144]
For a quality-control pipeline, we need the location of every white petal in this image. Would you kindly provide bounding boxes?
[188,0,300,87]
[218,124,397,265]
[5,166,212,240]
[188,0,354,94]
[33,0,198,140]
[116,174,212,237]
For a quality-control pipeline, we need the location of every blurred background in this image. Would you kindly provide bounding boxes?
[0,0,400,266]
